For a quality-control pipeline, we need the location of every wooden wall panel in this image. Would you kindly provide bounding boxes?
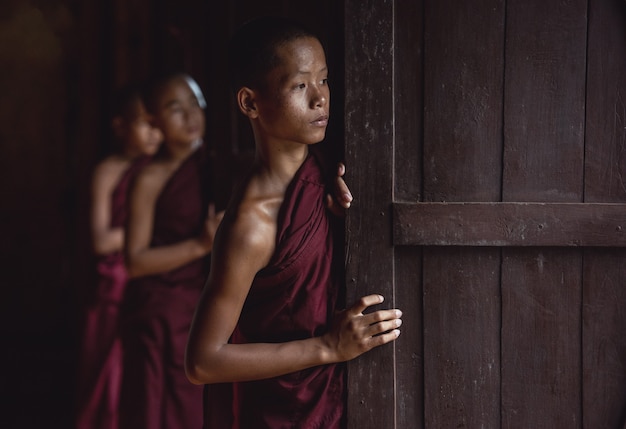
[501,1,587,427]
[585,0,626,203]
[344,0,396,427]
[394,247,424,428]
[501,249,582,428]
[420,1,504,427]
[423,248,501,429]
[502,0,587,203]
[394,0,424,202]
[582,249,626,428]
[423,0,505,203]
[583,0,626,427]
[393,1,425,425]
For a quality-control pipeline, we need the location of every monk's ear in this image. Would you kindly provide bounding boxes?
[237,87,258,118]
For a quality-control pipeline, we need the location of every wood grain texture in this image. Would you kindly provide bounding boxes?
[582,249,626,428]
[423,0,505,203]
[501,248,582,429]
[502,0,587,202]
[394,246,424,428]
[344,0,396,427]
[423,247,501,429]
[585,0,626,203]
[395,0,424,202]
[582,1,626,426]
[394,202,626,247]
[501,1,586,427]
[420,1,505,427]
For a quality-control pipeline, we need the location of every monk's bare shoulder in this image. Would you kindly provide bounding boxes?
[132,158,175,201]
[92,155,129,192]
[216,182,282,272]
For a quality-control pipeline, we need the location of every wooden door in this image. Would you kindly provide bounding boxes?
[344,0,626,428]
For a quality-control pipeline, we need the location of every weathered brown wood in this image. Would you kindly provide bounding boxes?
[344,0,396,427]
[501,248,582,428]
[582,249,626,429]
[394,202,626,247]
[501,1,587,427]
[585,0,626,204]
[582,1,626,427]
[346,0,626,427]
[422,0,504,203]
[502,0,587,203]
[420,1,505,428]
[394,247,424,428]
[393,1,425,426]
[423,247,501,429]
[394,0,424,203]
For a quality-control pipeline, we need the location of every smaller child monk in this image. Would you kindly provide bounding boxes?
[185,16,403,428]
[76,83,162,429]
[120,73,221,429]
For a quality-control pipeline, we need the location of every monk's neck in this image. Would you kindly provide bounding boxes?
[254,144,308,187]
[164,139,201,163]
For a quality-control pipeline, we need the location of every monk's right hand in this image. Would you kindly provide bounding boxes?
[322,294,402,363]
[325,162,353,217]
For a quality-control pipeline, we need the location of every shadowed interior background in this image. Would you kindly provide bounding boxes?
[0,1,343,427]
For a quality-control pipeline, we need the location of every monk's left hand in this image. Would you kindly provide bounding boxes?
[326,162,353,217]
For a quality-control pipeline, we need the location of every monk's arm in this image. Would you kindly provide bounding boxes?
[125,169,211,278]
[184,212,402,385]
[91,160,124,255]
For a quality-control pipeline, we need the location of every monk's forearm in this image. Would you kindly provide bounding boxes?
[126,238,207,278]
[92,227,124,255]
[185,337,337,385]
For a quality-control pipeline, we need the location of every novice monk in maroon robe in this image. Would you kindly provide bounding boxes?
[185,17,402,429]
[122,146,210,428]
[76,156,150,429]
[122,74,222,429]
[230,153,346,427]
[76,86,161,429]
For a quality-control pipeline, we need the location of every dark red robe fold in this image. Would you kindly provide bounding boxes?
[207,153,346,429]
[119,146,211,429]
[76,155,150,429]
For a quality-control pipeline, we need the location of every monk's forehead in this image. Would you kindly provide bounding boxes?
[271,38,326,78]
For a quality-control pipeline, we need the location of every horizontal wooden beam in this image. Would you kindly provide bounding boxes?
[393,202,626,247]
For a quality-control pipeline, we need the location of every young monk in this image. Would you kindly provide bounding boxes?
[185,16,402,428]
[76,83,162,429]
[119,73,222,429]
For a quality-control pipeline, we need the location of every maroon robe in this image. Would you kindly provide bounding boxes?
[206,153,346,429]
[76,155,150,429]
[119,146,211,429]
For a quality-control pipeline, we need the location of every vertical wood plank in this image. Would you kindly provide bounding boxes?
[421,0,504,427]
[344,0,396,427]
[423,0,505,203]
[395,247,424,428]
[423,247,501,429]
[394,0,424,202]
[393,1,424,425]
[502,0,587,203]
[501,1,587,427]
[582,249,626,428]
[583,1,626,426]
[501,249,582,428]
[585,0,626,203]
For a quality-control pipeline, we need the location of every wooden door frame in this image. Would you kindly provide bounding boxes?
[344,0,398,427]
